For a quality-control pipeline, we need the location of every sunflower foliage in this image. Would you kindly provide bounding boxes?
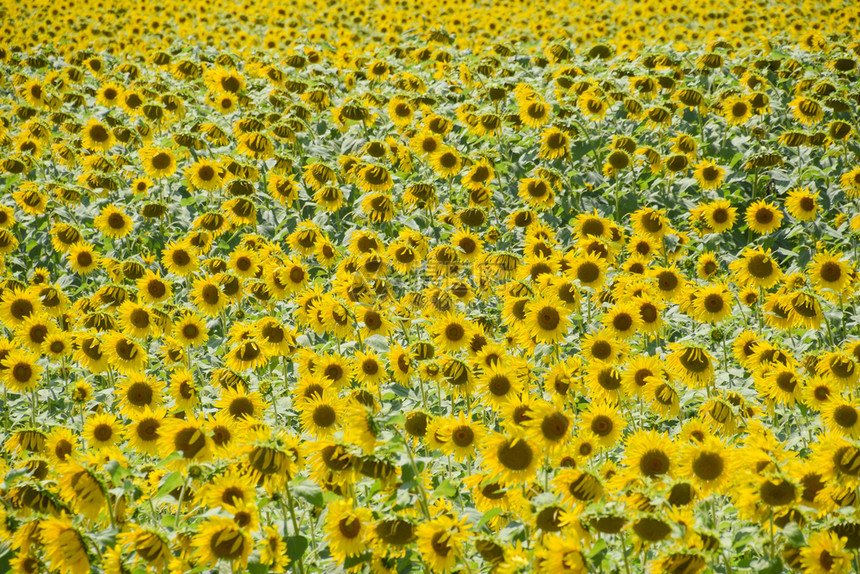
[1,1,860,573]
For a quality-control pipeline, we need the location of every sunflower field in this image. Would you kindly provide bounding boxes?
[2,0,860,573]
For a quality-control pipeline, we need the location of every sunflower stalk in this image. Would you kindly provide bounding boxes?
[174,476,190,528]
[279,494,306,574]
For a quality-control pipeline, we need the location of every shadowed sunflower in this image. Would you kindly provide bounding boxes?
[482,432,539,486]
[193,517,252,569]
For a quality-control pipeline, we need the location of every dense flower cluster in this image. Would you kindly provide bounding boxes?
[1,0,860,573]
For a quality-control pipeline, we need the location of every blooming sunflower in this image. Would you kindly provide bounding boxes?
[482,433,539,486]
[1,349,42,392]
[39,518,90,574]
[525,296,570,344]
[667,343,715,387]
[138,146,178,178]
[186,158,224,191]
[80,118,115,152]
[624,430,677,482]
[692,159,725,190]
[786,187,819,221]
[193,517,252,569]
[323,501,374,564]
[808,251,852,294]
[722,95,752,125]
[745,200,783,235]
[581,401,626,447]
[415,515,471,573]
[729,246,783,289]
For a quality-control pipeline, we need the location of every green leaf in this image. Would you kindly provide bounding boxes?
[156,471,184,499]
[247,562,270,574]
[105,460,130,486]
[343,552,371,568]
[292,481,324,508]
[285,535,308,562]
[782,522,805,547]
[431,480,457,498]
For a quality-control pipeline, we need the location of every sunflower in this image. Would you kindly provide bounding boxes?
[539,127,570,160]
[745,200,783,235]
[579,90,608,120]
[39,518,90,574]
[624,430,677,482]
[554,468,604,510]
[722,95,752,125]
[356,305,393,339]
[519,99,551,128]
[83,412,120,449]
[193,517,252,569]
[693,282,732,323]
[45,427,78,462]
[482,432,540,486]
[138,146,178,179]
[161,241,199,276]
[698,199,737,233]
[159,414,212,465]
[124,407,165,455]
[102,331,147,374]
[354,349,385,387]
[841,166,860,198]
[680,435,733,494]
[116,526,171,571]
[433,313,472,353]
[574,211,613,240]
[95,81,123,106]
[808,251,852,294]
[1,349,42,392]
[297,394,343,438]
[650,266,686,302]
[518,178,555,209]
[416,515,470,573]
[57,460,107,520]
[430,147,462,177]
[115,373,164,416]
[603,302,641,339]
[361,193,395,222]
[186,158,224,191]
[225,339,269,372]
[729,246,783,289]
[173,311,209,348]
[324,501,374,564]
[116,301,156,339]
[822,397,860,438]
[217,386,266,421]
[789,96,824,126]
[525,296,570,344]
[800,531,853,574]
[757,363,802,408]
[0,287,39,328]
[80,118,115,152]
[476,363,524,407]
[692,159,725,190]
[191,276,229,316]
[14,313,55,353]
[137,270,172,304]
[667,343,715,387]
[581,401,626,447]
[786,187,819,221]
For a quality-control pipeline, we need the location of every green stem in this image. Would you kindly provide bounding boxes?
[174,477,189,528]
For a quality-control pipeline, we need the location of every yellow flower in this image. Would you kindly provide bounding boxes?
[323,500,375,564]
[745,200,783,234]
[138,146,178,178]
